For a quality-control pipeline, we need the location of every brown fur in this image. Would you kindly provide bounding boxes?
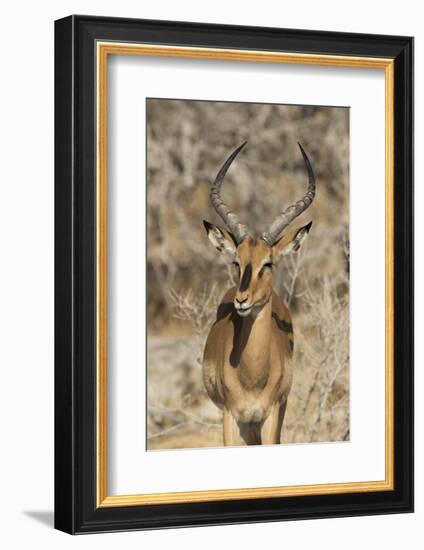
[203,227,310,446]
[203,286,293,445]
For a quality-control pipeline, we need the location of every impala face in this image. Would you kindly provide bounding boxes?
[233,237,273,316]
[204,221,312,317]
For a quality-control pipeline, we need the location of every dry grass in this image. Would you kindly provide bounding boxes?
[146,99,349,450]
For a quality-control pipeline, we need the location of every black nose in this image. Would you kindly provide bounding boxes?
[236,297,248,305]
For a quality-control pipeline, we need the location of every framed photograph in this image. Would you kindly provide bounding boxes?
[54,15,413,534]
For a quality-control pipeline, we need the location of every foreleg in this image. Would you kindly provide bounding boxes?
[261,400,287,445]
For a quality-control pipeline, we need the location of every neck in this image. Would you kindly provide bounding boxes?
[230,297,272,389]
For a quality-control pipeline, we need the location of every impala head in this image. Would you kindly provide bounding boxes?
[203,141,315,317]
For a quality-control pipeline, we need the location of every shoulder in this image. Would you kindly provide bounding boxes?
[271,290,293,336]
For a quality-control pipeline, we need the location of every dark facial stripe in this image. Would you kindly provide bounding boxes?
[239,263,252,292]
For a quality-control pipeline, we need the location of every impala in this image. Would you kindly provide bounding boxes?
[202,141,316,446]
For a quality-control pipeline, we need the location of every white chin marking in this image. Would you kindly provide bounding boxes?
[236,307,252,317]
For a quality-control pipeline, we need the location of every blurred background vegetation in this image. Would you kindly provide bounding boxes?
[146,98,349,450]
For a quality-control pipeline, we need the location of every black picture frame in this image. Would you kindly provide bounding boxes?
[55,14,413,534]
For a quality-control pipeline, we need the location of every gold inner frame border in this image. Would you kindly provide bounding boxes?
[96,42,394,508]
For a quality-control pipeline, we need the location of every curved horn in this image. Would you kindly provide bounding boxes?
[262,142,316,246]
[210,142,249,244]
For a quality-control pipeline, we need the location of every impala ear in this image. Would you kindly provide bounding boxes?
[203,220,237,256]
[272,221,312,262]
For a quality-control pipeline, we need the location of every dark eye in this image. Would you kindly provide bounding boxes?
[259,262,273,277]
[232,261,240,273]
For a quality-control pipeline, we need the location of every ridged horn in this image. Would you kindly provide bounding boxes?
[210,142,249,244]
[261,142,316,245]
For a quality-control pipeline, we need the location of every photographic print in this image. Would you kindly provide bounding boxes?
[146,98,350,450]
